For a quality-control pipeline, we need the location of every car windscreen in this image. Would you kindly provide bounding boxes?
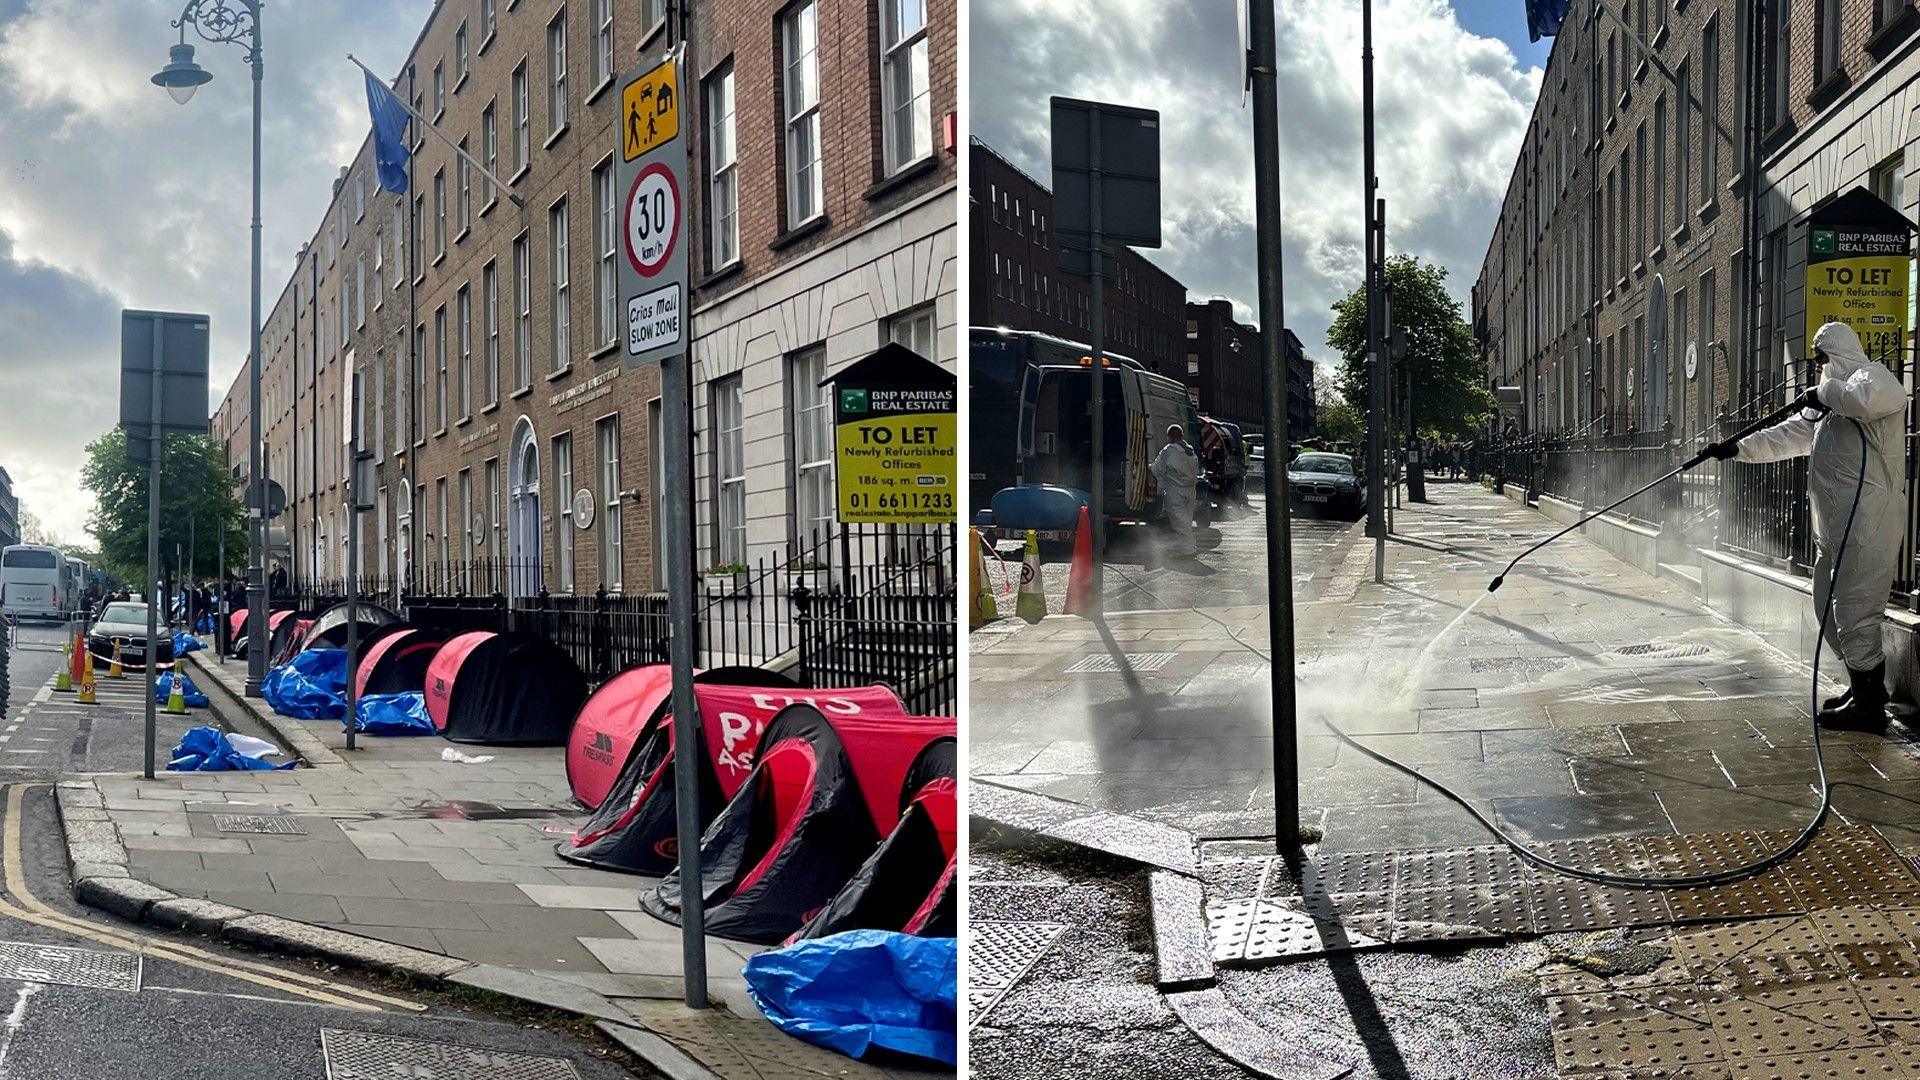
[99,605,149,624]
[1291,455,1355,475]
[2,549,56,570]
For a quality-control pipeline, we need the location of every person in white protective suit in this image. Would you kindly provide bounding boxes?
[1152,424,1201,558]
[1700,321,1908,731]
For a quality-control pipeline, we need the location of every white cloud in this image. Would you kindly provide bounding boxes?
[0,0,429,544]
[973,0,1539,375]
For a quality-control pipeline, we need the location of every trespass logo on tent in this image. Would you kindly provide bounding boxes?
[698,685,908,784]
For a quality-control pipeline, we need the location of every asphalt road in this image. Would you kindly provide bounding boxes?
[0,623,651,1079]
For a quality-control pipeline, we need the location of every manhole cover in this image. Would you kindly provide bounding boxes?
[968,921,1065,1028]
[0,941,139,992]
[1064,652,1177,674]
[212,814,304,835]
[320,1030,580,1080]
[1616,642,1710,658]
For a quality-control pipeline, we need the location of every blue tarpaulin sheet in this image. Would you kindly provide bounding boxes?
[351,691,436,736]
[743,930,956,1064]
[261,648,348,719]
[171,630,205,656]
[152,671,209,709]
[167,726,296,772]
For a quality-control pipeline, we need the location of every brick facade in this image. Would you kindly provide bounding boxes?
[213,0,956,595]
[1182,299,1316,440]
[968,140,1186,382]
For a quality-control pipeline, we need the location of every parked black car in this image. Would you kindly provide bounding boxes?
[87,602,173,669]
[1288,452,1365,520]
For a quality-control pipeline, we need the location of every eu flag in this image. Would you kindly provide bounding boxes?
[1524,0,1572,41]
[364,69,411,195]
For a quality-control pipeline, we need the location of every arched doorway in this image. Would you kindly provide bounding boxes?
[394,471,411,601]
[508,417,543,602]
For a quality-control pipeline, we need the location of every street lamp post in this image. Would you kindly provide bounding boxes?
[151,0,267,696]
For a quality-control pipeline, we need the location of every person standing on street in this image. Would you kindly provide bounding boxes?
[1700,321,1906,731]
[1152,424,1200,559]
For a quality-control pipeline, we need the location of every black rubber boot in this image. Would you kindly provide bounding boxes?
[1822,686,1853,713]
[1818,663,1889,732]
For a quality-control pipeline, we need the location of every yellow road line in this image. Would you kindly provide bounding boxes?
[1,785,423,1012]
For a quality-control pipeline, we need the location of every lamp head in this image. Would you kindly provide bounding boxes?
[152,43,213,104]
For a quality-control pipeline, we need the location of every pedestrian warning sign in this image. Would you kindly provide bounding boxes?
[621,58,680,162]
[1806,187,1914,367]
[826,344,956,525]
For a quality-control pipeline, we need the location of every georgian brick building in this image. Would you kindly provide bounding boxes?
[213,0,956,597]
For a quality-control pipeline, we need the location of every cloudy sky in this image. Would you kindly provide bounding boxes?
[973,0,1545,379]
[0,0,429,546]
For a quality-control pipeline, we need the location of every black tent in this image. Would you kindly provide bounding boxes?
[425,630,588,745]
[791,736,956,941]
[353,626,449,698]
[302,602,401,651]
[349,620,416,674]
[641,704,881,944]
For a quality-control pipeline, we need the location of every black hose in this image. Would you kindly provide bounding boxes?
[1333,417,1867,888]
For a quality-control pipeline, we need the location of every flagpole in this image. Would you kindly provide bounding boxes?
[348,54,525,210]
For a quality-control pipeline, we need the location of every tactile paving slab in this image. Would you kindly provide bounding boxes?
[968,921,1066,1028]
[319,1030,579,1080]
[1547,986,1721,1073]
[1707,980,1876,1060]
[1394,846,1526,890]
[1390,885,1523,944]
[1526,876,1672,933]
[1062,651,1177,674]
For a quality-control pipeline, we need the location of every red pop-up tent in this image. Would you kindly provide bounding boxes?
[562,664,798,812]
[790,735,956,941]
[558,680,904,875]
[641,705,956,944]
[353,627,449,699]
[230,608,296,659]
[301,602,401,651]
[424,630,587,745]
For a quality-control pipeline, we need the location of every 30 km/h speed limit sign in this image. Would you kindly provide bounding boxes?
[619,54,688,367]
[626,163,680,276]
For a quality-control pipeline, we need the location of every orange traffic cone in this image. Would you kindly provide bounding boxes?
[1064,505,1096,617]
[68,631,86,688]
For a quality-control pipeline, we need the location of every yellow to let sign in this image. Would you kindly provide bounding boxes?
[622,59,680,161]
[1805,190,1914,367]
[835,412,957,525]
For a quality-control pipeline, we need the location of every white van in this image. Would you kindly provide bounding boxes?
[2,544,68,621]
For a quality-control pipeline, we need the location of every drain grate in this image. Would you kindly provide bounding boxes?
[1468,656,1574,674]
[1063,651,1177,674]
[320,1030,580,1080]
[0,941,139,992]
[968,921,1066,1028]
[1617,642,1711,658]
[212,813,304,835]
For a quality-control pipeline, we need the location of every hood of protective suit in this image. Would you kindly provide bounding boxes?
[1812,321,1873,381]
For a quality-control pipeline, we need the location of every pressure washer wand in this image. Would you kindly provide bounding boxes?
[1487,397,1808,593]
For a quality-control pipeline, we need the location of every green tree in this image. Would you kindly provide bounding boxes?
[1327,254,1492,441]
[80,429,245,586]
[1317,398,1365,445]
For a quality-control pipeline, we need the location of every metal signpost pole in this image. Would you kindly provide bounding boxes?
[345,371,359,753]
[144,320,163,781]
[1248,0,1298,857]
[1363,0,1386,583]
[617,44,703,1009]
[244,9,269,698]
[1089,124,1106,602]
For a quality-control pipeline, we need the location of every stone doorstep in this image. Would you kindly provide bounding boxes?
[53,776,740,1080]
[183,650,343,768]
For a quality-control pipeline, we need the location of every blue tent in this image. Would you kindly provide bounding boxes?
[262,648,348,719]
[349,691,437,736]
[743,930,955,1064]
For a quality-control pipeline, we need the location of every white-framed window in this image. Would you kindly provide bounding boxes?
[482,0,497,43]
[706,65,738,267]
[460,469,475,561]
[354,256,366,328]
[594,161,617,347]
[596,414,623,591]
[549,199,571,371]
[790,347,833,546]
[712,375,746,567]
[355,175,366,221]
[457,139,472,234]
[485,457,502,558]
[455,21,470,84]
[435,477,449,579]
[592,0,613,87]
[553,433,575,591]
[514,234,533,387]
[433,169,446,257]
[432,62,444,119]
[457,284,472,419]
[393,204,405,285]
[483,260,500,406]
[482,103,498,205]
[372,350,387,463]
[880,0,931,173]
[412,323,427,442]
[372,231,384,302]
[781,1,823,225]
[1702,17,1719,206]
[1819,0,1842,80]
[886,303,937,358]
[434,305,448,431]
[395,328,409,449]
[548,10,569,134]
[513,60,530,172]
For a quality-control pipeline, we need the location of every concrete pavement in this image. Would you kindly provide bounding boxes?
[970,480,1920,1078]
